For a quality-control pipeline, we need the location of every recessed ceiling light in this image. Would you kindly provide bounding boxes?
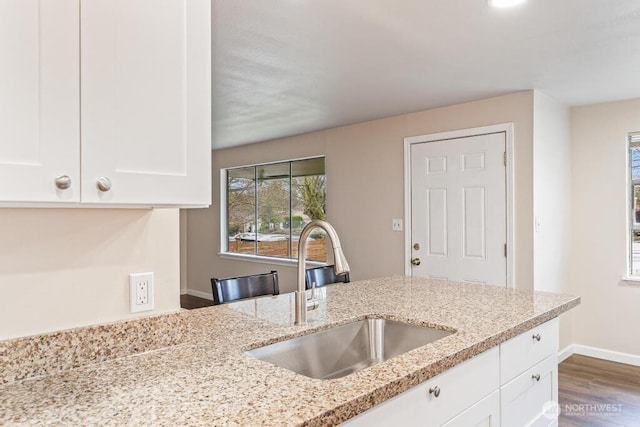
[488,0,527,8]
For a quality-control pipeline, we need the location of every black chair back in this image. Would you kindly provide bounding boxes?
[305,265,350,290]
[211,271,279,305]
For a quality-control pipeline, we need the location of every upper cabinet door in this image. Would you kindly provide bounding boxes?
[0,0,80,203]
[80,0,211,206]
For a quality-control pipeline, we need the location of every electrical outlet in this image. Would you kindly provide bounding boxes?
[137,281,148,305]
[392,219,403,231]
[130,272,154,313]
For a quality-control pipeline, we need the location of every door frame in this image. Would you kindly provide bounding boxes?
[403,123,515,288]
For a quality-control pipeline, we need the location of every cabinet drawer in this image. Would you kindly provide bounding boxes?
[343,346,499,427]
[500,318,558,384]
[501,354,559,427]
[442,390,500,427]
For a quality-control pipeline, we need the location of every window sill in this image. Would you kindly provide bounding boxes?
[622,276,640,285]
[218,252,326,268]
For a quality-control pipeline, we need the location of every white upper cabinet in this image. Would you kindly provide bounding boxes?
[0,0,80,203]
[0,0,211,207]
[81,0,211,205]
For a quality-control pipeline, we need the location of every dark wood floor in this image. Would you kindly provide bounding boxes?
[180,294,213,309]
[179,296,640,426]
[559,355,640,426]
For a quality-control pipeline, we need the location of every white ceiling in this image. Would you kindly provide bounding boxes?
[212,0,640,149]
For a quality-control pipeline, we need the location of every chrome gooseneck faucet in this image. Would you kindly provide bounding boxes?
[295,220,350,326]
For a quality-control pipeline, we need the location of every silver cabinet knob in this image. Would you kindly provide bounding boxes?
[428,386,440,398]
[411,258,421,266]
[54,175,72,190]
[532,333,541,342]
[96,177,112,192]
[532,373,541,382]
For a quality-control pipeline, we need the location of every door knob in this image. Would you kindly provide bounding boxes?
[411,257,421,266]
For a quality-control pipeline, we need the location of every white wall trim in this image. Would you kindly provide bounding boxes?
[186,289,214,300]
[558,344,575,363]
[403,134,413,277]
[573,344,640,367]
[403,123,515,288]
[558,344,640,367]
[219,168,228,253]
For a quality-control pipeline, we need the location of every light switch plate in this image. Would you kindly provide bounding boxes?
[130,272,154,313]
[392,219,403,231]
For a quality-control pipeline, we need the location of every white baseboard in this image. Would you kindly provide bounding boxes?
[180,289,188,295]
[558,344,575,363]
[185,289,213,301]
[573,344,640,367]
[558,344,640,367]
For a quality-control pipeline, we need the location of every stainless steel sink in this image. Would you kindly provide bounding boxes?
[246,318,453,379]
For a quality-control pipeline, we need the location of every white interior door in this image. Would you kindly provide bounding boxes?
[410,132,506,286]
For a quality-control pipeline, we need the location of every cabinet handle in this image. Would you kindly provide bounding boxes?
[428,386,440,398]
[532,333,541,342]
[532,373,541,381]
[96,177,112,192]
[54,175,72,190]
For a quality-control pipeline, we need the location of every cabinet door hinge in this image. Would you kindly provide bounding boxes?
[504,152,507,166]
[504,243,507,258]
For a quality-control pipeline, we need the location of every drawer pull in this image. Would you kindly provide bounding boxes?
[532,333,541,342]
[532,373,541,381]
[428,386,441,398]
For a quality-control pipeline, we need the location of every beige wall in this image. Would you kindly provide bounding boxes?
[0,208,181,341]
[570,98,640,355]
[532,91,573,349]
[180,210,188,294]
[187,91,535,296]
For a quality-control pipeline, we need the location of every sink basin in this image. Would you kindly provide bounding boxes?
[246,318,453,379]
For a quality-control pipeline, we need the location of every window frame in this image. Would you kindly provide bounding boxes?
[219,155,327,267]
[627,132,640,280]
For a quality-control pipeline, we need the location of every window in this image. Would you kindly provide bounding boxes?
[223,157,327,262]
[629,132,640,276]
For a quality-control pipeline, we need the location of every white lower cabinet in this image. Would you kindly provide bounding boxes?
[500,318,559,427]
[500,355,558,427]
[501,318,559,383]
[442,390,501,427]
[342,318,560,427]
[343,347,500,427]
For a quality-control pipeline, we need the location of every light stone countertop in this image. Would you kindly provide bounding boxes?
[0,276,579,426]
